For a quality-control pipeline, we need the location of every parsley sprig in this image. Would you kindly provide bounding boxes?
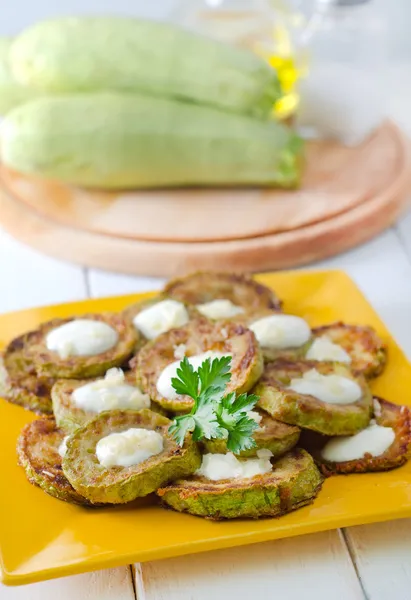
[168,356,260,453]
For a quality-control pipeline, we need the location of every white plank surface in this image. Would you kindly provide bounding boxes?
[344,520,411,600]
[135,531,364,600]
[396,212,411,263]
[88,269,163,297]
[0,231,87,313]
[0,567,135,600]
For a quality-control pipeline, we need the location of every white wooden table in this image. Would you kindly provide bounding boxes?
[2,214,411,600]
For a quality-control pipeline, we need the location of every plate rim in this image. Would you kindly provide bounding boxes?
[1,268,411,586]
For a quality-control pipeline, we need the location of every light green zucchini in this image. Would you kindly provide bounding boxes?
[10,16,281,119]
[0,38,38,114]
[1,92,303,189]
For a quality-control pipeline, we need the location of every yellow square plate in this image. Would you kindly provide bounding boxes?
[1,270,411,586]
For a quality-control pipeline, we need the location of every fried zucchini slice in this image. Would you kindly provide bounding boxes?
[232,308,313,362]
[0,333,54,414]
[122,295,193,347]
[202,408,300,458]
[255,359,372,436]
[309,322,387,379]
[157,448,322,520]
[164,271,282,311]
[28,313,137,379]
[303,398,411,475]
[51,369,161,434]
[135,318,264,413]
[62,409,201,504]
[122,295,163,325]
[17,417,92,505]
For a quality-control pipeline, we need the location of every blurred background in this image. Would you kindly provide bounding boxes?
[2,0,410,64]
[1,0,410,59]
[0,0,409,278]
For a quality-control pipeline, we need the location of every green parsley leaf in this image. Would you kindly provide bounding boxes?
[170,356,199,400]
[193,393,226,440]
[168,414,196,446]
[198,356,231,396]
[168,354,260,453]
[214,392,260,454]
[226,414,259,453]
[222,392,260,415]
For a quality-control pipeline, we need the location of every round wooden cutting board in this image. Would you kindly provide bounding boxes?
[0,121,409,277]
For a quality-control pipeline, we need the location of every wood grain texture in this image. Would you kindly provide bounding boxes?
[344,520,411,600]
[0,122,402,243]
[0,122,409,277]
[134,531,364,600]
[0,567,135,600]
[0,156,408,278]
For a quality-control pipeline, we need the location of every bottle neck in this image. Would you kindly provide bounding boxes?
[315,0,371,10]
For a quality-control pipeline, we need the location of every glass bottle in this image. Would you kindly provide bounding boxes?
[296,0,387,145]
[171,0,306,119]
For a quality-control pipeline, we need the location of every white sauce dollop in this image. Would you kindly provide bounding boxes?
[288,369,362,405]
[46,319,119,359]
[249,314,311,349]
[96,428,164,468]
[156,351,231,400]
[306,336,351,363]
[173,343,187,360]
[373,398,382,418]
[72,368,150,413]
[133,299,189,340]
[196,449,273,481]
[321,420,395,462]
[248,410,263,431]
[58,436,70,459]
[196,299,244,320]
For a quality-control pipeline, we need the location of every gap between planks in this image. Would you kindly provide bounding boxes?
[132,531,365,600]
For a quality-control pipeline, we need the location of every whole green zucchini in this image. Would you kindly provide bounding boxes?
[0,37,39,114]
[10,17,281,119]
[0,93,302,189]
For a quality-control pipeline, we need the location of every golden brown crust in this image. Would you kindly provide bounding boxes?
[302,398,411,475]
[157,448,323,520]
[17,417,92,505]
[135,317,263,412]
[164,271,282,311]
[311,322,387,379]
[27,313,137,379]
[0,333,54,414]
[51,370,164,433]
[255,359,372,436]
[62,409,201,504]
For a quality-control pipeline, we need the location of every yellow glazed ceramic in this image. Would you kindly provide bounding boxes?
[1,270,411,586]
